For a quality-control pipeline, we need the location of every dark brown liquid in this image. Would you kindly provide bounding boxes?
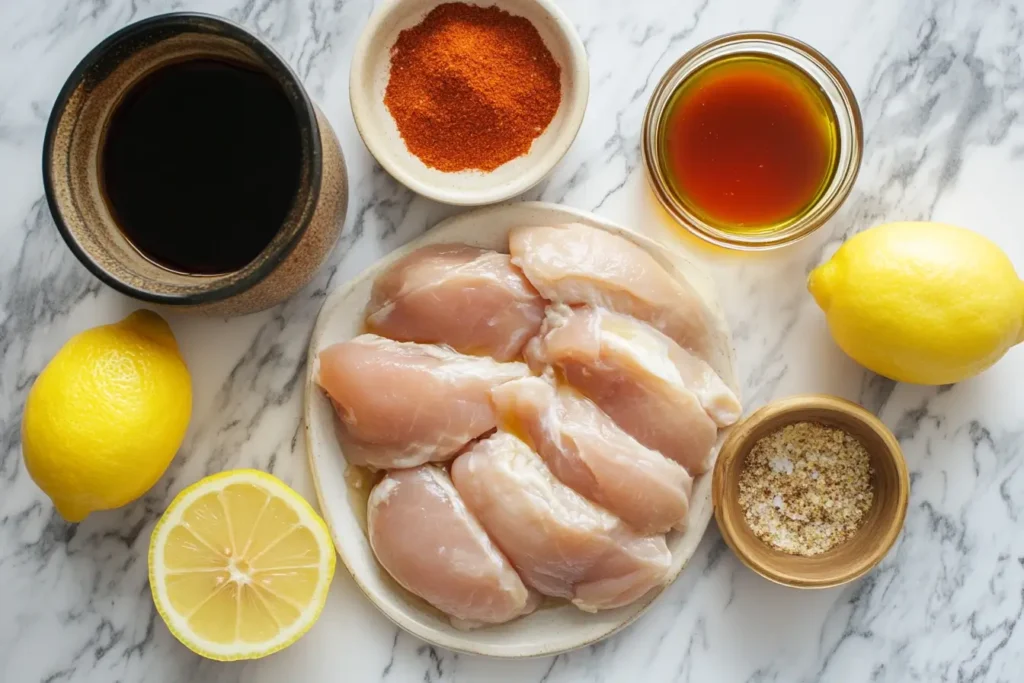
[102,59,302,274]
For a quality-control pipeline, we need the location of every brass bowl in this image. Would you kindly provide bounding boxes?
[712,394,909,588]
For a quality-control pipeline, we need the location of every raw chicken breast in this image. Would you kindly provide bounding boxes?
[510,223,731,376]
[526,307,741,473]
[368,465,538,628]
[490,377,693,534]
[317,335,530,469]
[451,432,672,612]
[366,244,546,361]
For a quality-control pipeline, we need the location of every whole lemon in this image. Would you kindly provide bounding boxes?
[22,310,192,522]
[808,222,1024,385]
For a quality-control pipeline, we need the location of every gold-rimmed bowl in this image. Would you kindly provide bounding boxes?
[712,395,909,588]
[641,32,863,250]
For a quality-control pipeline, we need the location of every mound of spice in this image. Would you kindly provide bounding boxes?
[738,422,874,556]
[384,2,562,172]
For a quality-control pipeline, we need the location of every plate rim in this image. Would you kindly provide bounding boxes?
[303,201,739,657]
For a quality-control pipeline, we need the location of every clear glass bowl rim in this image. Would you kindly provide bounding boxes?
[641,31,864,250]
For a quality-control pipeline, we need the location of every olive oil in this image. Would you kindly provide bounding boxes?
[344,464,385,533]
[656,54,840,233]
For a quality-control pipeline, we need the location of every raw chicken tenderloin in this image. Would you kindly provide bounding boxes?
[451,432,672,612]
[525,306,741,474]
[366,244,546,361]
[368,465,539,629]
[490,377,693,534]
[316,335,530,469]
[509,223,732,377]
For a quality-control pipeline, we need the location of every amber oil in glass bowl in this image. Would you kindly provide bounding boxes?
[642,33,863,250]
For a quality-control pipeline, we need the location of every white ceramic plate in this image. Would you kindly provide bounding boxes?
[349,0,589,205]
[304,202,740,657]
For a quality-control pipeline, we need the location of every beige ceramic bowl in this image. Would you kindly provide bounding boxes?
[349,0,589,205]
[713,395,909,589]
[304,202,739,657]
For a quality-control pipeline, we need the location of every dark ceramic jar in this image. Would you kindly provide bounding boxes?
[44,13,348,315]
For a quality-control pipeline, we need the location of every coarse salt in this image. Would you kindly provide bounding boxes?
[737,421,874,556]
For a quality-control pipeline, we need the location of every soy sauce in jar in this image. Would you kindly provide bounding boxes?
[657,54,840,233]
[101,58,303,275]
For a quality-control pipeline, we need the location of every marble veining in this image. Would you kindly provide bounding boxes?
[1,0,1022,681]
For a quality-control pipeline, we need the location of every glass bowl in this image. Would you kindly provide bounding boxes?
[642,32,863,250]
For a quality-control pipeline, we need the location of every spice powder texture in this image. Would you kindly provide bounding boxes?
[737,421,874,556]
[383,3,562,172]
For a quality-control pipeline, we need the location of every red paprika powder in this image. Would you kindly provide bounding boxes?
[384,3,562,173]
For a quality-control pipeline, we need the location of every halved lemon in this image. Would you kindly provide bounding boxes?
[149,470,336,661]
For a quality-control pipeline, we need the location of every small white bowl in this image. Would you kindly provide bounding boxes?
[304,202,740,657]
[349,0,589,205]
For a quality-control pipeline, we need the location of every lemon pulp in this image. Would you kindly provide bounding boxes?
[149,470,336,661]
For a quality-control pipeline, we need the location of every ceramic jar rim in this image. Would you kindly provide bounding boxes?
[42,12,323,305]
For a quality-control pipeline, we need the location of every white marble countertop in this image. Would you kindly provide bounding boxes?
[2,0,1023,681]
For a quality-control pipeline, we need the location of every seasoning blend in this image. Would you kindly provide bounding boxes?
[642,32,863,249]
[738,422,874,556]
[384,3,562,173]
